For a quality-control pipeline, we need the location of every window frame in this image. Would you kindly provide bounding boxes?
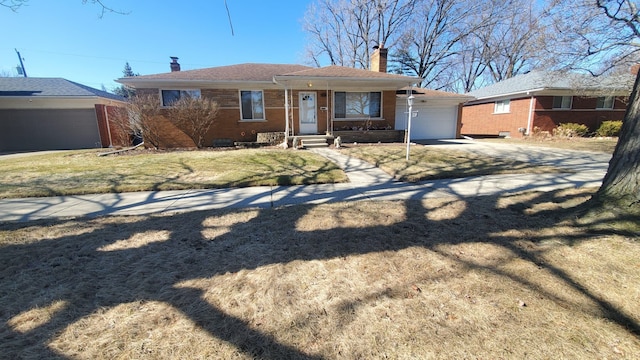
[552,96,573,109]
[239,90,266,121]
[333,91,383,120]
[596,96,615,109]
[160,89,201,107]
[494,99,510,114]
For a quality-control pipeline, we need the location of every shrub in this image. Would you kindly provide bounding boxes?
[595,120,623,137]
[553,123,589,137]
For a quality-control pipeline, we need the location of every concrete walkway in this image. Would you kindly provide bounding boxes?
[0,141,611,222]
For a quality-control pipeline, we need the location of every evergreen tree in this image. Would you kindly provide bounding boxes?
[113,62,138,99]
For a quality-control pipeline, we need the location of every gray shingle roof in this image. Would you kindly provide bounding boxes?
[467,70,634,100]
[0,77,124,101]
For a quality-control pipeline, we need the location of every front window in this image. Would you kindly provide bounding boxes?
[494,99,510,113]
[553,96,572,109]
[240,90,265,120]
[596,96,614,109]
[161,89,200,106]
[334,91,382,119]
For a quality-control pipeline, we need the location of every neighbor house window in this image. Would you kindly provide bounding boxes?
[334,91,382,119]
[161,89,201,106]
[553,96,572,109]
[494,99,510,113]
[596,96,615,109]
[240,90,265,120]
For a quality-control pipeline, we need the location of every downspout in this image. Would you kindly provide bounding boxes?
[326,80,330,136]
[526,93,535,136]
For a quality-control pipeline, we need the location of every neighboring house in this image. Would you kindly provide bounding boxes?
[0,78,126,152]
[116,51,422,148]
[396,87,475,140]
[460,71,633,138]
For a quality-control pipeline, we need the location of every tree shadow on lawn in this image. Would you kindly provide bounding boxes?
[0,188,638,359]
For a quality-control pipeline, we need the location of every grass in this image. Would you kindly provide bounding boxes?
[1,187,639,359]
[339,145,565,182]
[477,136,619,153]
[0,148,347,199]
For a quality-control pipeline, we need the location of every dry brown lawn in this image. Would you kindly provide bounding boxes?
[1,187,639,359]
[338,145,564,182]
[0,148,347,199]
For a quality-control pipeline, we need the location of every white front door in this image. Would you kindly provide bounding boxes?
[299,92,317,134]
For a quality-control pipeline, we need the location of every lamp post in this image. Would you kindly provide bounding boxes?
[405,95,414,161]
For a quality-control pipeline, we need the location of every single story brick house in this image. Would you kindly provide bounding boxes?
[116,51,422,148]
[0,77,126,152]
[460,71,633,138]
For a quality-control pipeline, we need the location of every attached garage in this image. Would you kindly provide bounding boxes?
[395,88,474,140]
[0,109,102,152]
[0,77,125,152]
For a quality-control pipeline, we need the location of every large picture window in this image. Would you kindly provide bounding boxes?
[240,90,265,120]
[161,89,200,106]
[334,91,382,119]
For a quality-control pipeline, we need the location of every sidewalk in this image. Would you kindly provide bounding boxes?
[0,142,610,222]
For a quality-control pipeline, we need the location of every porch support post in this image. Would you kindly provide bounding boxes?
[526,94,535,136]
[284,87,290,138]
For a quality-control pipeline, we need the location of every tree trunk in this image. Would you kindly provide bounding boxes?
[592,70,640,214]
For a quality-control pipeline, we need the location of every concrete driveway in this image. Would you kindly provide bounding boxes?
[0,140,612,222]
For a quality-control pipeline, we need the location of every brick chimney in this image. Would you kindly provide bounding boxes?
[631,64,640,76]
[370,45,388,73]
[170,57,181,72]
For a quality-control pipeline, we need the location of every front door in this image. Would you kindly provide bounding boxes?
[299,91,317,134]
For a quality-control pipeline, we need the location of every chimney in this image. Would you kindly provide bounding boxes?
[170,56,181,72]
[370,44,388,73]
[631,64,640,76]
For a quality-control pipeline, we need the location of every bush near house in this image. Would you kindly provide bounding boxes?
[595,120,623,137]
[553,123,590,137]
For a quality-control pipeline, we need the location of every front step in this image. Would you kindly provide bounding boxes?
[293,135,332,149]
[301,138,329,148]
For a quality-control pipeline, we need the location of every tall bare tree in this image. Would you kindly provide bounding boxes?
[303,0,415,68]
[390,0,490,89]
[546,0,640,215]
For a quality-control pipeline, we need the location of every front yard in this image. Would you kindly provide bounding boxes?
[0,145,563,198]
[1,188,638,358]
[0,149,347,199]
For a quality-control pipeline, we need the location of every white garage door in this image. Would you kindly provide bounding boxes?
[395,104,458,140]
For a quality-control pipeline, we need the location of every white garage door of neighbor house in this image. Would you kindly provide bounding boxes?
[395,104,458,140]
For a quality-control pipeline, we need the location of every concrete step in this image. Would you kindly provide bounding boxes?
[301,138,329,148]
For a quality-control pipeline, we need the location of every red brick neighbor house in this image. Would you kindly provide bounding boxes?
[0,77,126,152]
[116,52,422,148]
[460,71,633,138]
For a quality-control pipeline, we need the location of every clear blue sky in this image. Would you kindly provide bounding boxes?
[1,0,313,91]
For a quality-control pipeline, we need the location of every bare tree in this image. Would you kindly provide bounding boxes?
[2,0,126,16]
[0,0,26,11]
[390,0,489,89]
[303,0,415,68]
[545,0,640,215]
[167,96,219,149]
[126,94,163,149]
